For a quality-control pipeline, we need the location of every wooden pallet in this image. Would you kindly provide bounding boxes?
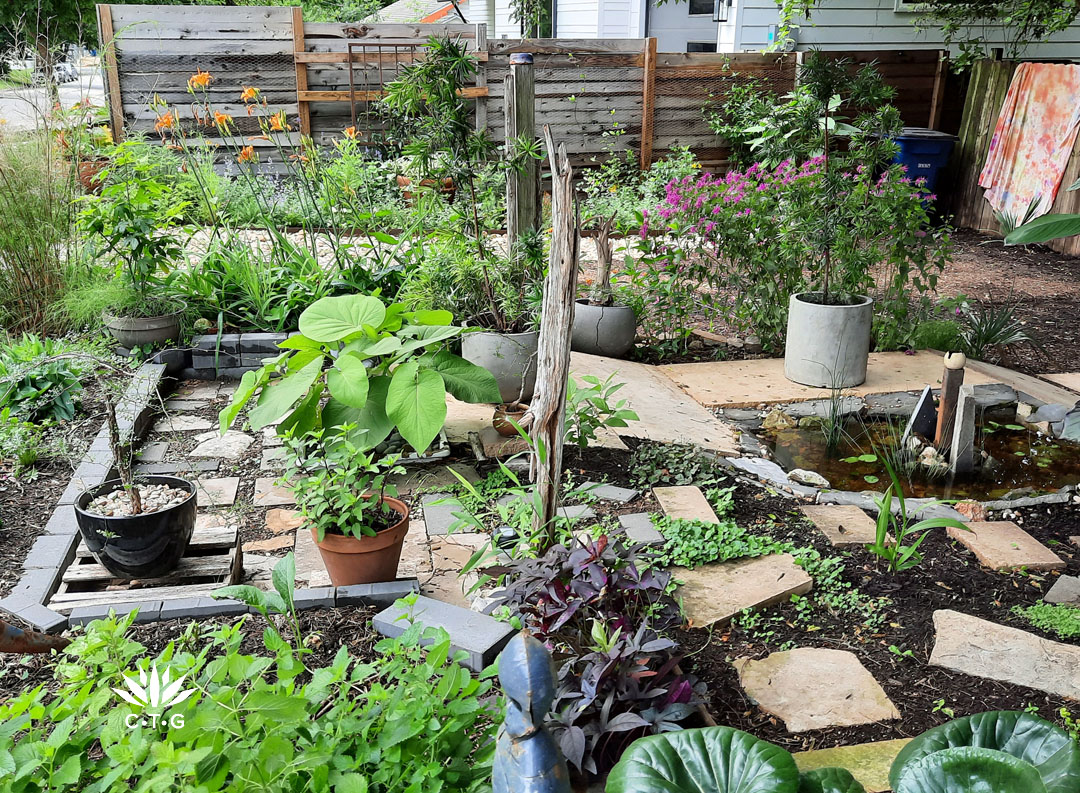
[48,524,242,614]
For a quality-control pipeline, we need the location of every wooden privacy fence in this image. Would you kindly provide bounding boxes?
[96,4,947,169]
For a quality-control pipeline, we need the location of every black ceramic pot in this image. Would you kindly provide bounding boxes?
[74,475,197,578]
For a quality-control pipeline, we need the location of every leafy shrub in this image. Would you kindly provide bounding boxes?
[957,299,1037,362]
[629,441,724,489]
[0,610,497,792]
[0,407,45,473]
[1012,602,1080,641]
[488,536,702,776]
[565,374,638,449]
[912,319,963,352]
[0,334,86,422]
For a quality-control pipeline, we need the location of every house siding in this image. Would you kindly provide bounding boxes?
[648,0,718,51]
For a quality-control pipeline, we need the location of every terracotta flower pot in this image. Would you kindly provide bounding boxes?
[311,496,410,586]
[493,403,528,436]
[395,174,455,202]
[77,158,109,194]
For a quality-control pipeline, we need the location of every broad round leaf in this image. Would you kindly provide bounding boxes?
[895,747,1047,793]
[326,352,370,409]
[606,726,801,793]
[425,350,501,403]
[276,381,324,440]
[247,356,324,430]
[798,768,866,793]
[890,711,1080,793]
[385,360,447,455]
[297,295,387,343]
[323,377,395,450]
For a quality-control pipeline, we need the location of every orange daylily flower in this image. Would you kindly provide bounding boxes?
[187,69,213,91]
[269,111,290,132]
[240,85,259,103]
[154,111,175,134]
[213,111,233,130]
[343,126,357,139]
[237,145,256,164]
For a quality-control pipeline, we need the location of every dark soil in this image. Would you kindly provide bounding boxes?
[673,477,1080,752]
[0,606,378,704]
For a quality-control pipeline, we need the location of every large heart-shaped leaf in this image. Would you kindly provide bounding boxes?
[396,324,462,355]
[895,747,1047,793]
[890,711,1080,793]
[424,350,501,404]
[798,768,866,793]
[247,356,324,430]
[385,359,447,455]
[297,295,386,343]
[322,376,395,449]
[276,381,324,440]
[606,726,801,793]
[326,352,369,409]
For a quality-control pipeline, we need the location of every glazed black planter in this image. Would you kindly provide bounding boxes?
[74,475,197,578]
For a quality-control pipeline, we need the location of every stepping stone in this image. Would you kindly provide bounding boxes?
[163,399,207,411]
[388,463,480,496]
[583,482,638,503]
[930,609,1080,700]
[292,525,328,586]
[422,494,464,536]
[194,477,240,507]
[619,513,664,545]
[195,512,238,531]
[135,460,219,476]
[153,415,213,433]
[243,535,293,553]
[262,427,283,447]
[261,446,287,470]
[735,648,900,733]
[190,430,254,460]
[135,442,169,462]
[425,533,489,608]
[675,553,812,628]
[176,381,220,400]
[266,508,304,535]
[558,504,595,521]
[1045,575,1080,606]
[590,426,629,450]
[653,485,720,523]
[794,738,911,793]
[800,504,878,547]
[253,478,295,507]
[947,521,1065,571]
[399,517,433,577]
[443,396,495,444]
[373,594,515,672]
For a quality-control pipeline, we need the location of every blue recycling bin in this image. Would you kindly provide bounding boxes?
[892,127,958,194]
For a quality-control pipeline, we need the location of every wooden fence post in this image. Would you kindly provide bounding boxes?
[928,50,948,130]
[96,4,125,143]
[528,125,578,539]
[291,6,312,137]
[505,52,539,244]
[639,37,657,171]
[474,23,489,133]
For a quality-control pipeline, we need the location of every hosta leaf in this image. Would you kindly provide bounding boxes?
[298,295,387,343]
[386,359,446,455]
[798,767,866,793]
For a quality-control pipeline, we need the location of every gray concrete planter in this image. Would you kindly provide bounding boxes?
[103,303,184,349]
[784,292,873,388]
[571,300,637,358]
[461,330,538,403]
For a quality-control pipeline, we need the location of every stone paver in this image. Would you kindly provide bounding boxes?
[479,425,531,458]
[425,533,488,608]
[260,446,287,470]
[930,609,1080,700]
[800,504,878,547]
[164,399,207,411]
[558,504,596,521]
[422,494,465,536]
[153,415,214,433]
[262,427,283,447]
[135,442,169,462]
[675,553,813,628]
[293,527,330,587]
[243,535,294,553]
[266,508,304,535]
[388,463,480,496]
[176,381,221,400]
[653,486,720,523]
[253,478,296,507]
[1071,536,1080,549]
[794,739,911,793]
[619,513,664,545]
[583,482,639,503]
[947,521,1065,571]
[195,477,240,507]
[190,430,254,460]
[735,648,900,733]
[1045,575,1080,606]
[398,517,433,578]
[1044,372,1080,393]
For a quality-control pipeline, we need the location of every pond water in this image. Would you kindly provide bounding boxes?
[763,418,1080,500]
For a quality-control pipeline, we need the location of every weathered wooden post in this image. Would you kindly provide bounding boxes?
[525,127,578,539]
[492,631,571,793]
[935,351,967,450]
[505,52,540,245]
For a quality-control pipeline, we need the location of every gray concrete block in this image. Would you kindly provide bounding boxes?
[559,504,596,520]
[241,353,276,368]
[293,587,336,610]
[69,601,162,627]
[373,595,515,672]
[43,506,80,536]
[202,366,257,380]
[422,493,464,536]
[194,333,241,353]
[0,595,37,621]
[618,512,665,545]
[15,603,68,633]
[336,579,420,609]
[583,482,639,503]
[57,461,115,505]
[240,332,287,353]
[191,352,242,370]
[10,567,63,604]
[22,533,78,570]
[189,597,249,618]
[135,460,220,476]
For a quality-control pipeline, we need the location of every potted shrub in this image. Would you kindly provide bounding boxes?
[74,399,196,578]
[284,429,408,585]
[78,143,188,348]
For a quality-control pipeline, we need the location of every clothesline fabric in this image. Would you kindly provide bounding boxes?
[979,61,1080,221]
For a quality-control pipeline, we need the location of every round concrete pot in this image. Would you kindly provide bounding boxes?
[571,300,637,358]
[313,496,410,586]
[784,292,873,388]
[103,302,185,349]
[461,330,538,403]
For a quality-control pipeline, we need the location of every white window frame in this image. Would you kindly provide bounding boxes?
[894,0,932,12]
[687,0,714,17]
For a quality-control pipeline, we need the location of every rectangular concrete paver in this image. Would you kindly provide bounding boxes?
[253,478,296,507]
[794,739,911,793]
[947,521,1065,571]
[194,477,240,508]
[1044,372,1080,394]
[800,504,878,547]
[930,609,1080,700]
[675,553,812,628]
[619,513,664,545]
[653,486,720,523]
[735,647,900,733]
